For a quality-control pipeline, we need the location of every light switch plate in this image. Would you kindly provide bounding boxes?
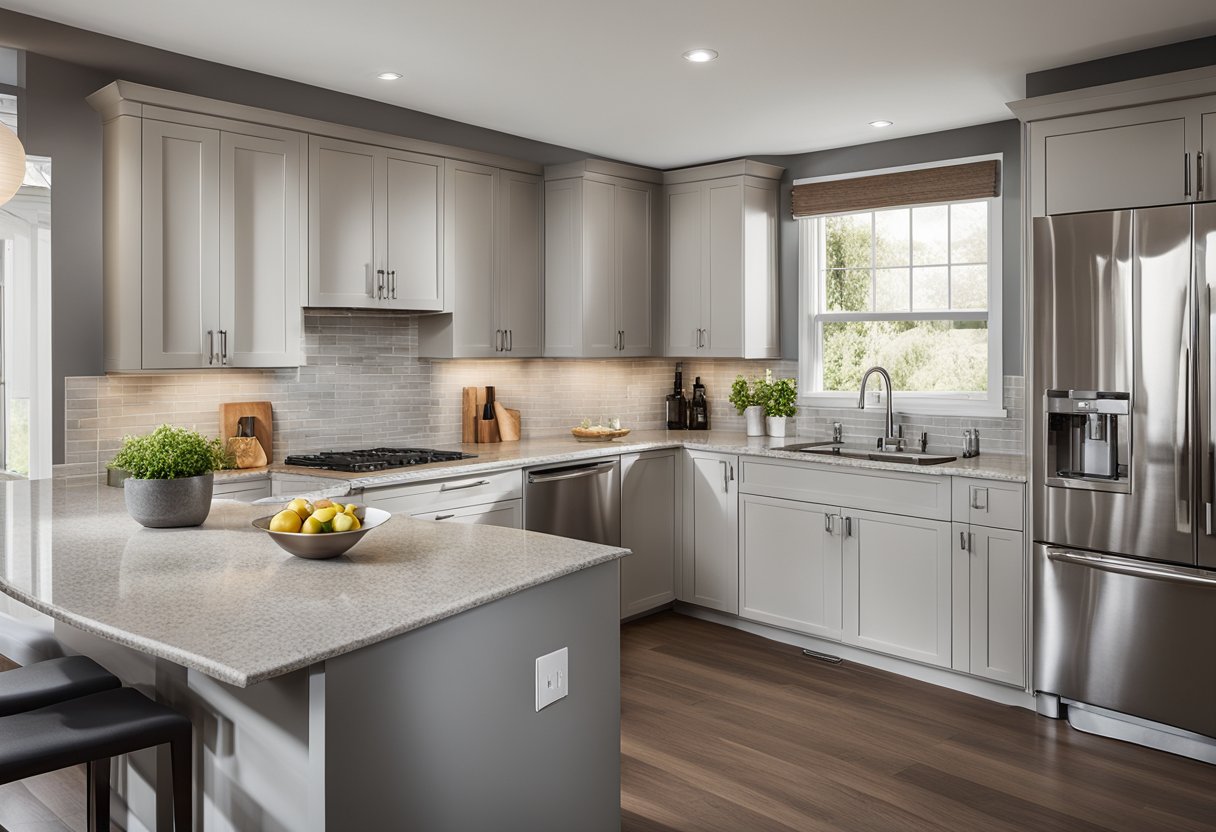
[535,647,568,712]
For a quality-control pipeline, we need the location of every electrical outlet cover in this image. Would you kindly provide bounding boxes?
[535,647,569,712]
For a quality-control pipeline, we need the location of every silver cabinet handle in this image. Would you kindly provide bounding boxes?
[495,329,502,352]
[721,460,729,493]
[1047,549,1216,588]
[439,479,490,492]
[365,262,375,298]
[970,487,987,510]
[729,463,735,481]
[434,513,456,521]
[1185,152,1192,198]
[1200,151,1206,200]
[389,269,397,300]
[959,531,973,551]
[844,516,853,537]
[507,329,513,352]
[207,330,215,366]
[220,330,228,366]
[825,514,833,534]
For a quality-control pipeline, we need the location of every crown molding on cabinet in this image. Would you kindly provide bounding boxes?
[544,159,662,184]
[1007,63,1216,123]
[661,159,784,186]
[86,80,543,175]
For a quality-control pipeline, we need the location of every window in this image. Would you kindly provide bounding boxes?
[798,157,1003,416]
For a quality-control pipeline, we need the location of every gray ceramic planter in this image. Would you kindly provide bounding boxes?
[124,473,214,528]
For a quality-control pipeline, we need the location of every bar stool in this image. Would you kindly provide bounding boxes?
[0,655,120,716]
[0,687,193,831]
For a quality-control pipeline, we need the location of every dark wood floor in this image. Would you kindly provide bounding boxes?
[621,612,1216,832]
[5,618,1215,831]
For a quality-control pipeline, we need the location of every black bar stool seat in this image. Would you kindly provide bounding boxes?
[0,655,120,716]
[0,686,192,831]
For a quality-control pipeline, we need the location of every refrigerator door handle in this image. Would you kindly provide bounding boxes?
[1202,284,1215,535]
[1177,342,1192,527]
[1046,549,1216,588]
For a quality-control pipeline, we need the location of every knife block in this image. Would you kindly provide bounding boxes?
[463,387,521,444]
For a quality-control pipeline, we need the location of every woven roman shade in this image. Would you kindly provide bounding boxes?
[791,160,1000,218]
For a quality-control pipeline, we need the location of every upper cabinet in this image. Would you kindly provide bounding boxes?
[308,136,444,310]
[544,161,660,357]
[102,111,305,371]
[662,160,782,359]
[417,161,543,357]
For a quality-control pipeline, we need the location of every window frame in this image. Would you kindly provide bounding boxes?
[797,153,1005,418]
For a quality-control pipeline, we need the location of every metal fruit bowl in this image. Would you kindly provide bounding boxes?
[252,507,392,560]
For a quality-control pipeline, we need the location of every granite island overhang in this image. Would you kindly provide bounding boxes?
[0,477,626,831]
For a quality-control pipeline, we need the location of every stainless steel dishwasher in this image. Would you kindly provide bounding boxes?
[524,458,621,545]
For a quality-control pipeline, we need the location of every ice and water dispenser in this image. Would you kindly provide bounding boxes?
[1044,390,1131,492]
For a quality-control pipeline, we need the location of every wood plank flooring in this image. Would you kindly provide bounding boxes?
[621,612,1216,832]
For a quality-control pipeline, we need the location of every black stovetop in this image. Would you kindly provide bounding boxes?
[282,447,476,473]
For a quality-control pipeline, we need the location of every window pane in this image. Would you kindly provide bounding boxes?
[821,320,989,393]
[951,265,987,309]
[912,266,948,311]
[874,209,910,268]
[825,269,871,312]
[912,205,948,265]
[824,214,872,270]
[875,268,910,312]
[950,201,988,264]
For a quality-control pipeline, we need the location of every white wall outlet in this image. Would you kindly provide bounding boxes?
[535,647,569,712]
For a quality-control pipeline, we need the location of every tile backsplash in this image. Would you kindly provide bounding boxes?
[59,312,1024,481]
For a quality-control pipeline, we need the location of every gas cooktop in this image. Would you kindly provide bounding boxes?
[282,448,476,473]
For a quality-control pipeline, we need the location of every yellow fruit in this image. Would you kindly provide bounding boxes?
[300,516,325,534]
[332,512,358,533]
[344,504,359,516]
[269,509,303,533]
[312,506,338,525]
[287,498,314,520]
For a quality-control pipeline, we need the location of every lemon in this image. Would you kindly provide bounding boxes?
[312,506,338,525]
[287,498,314,520]
[300,516,325,534]
[332,512,358,533]
[269,509,303,533]
[344,503,359,516]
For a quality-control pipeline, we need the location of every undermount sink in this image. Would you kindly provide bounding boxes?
[777,443,957,466]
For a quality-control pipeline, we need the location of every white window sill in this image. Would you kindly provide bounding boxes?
[798,394,1007,419]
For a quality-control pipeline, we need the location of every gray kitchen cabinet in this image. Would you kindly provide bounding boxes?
[308,135,444,310]
[842,508,953,668]
[136,119,304,370]
[543,162,658,357]
[952,522,1026,687]
[739,493,842,640]
[952,477,1024,532]
[620,449,678,619]
[418,161,542,357]
[411,500,522,529]
[681,450,739,614]
[1202,110,1216,200]
[663,161,782,359]
[212,477,273,502]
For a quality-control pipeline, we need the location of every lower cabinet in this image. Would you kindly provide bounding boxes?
[740,494,841,640]
[411,499,521,528]
[620,450,678,619]
[952,523,1026,686]
[842,509,953,668]
[681,450,739,614]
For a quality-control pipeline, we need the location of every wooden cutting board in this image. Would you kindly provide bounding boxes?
[219,401,273,464]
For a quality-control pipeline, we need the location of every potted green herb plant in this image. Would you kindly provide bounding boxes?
[729,374,768,436]
[762,371,798,438]
[108,424,231,528]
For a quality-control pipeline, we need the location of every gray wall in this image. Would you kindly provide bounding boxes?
[758,119,1024,374]
[0,8,589,464]
[1026,34,1216,98]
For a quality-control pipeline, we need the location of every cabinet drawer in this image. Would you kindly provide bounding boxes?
[953,478,1024,531]
[739,456,950,521]
[213,477,272,502]
[410,499,521,529]
[364,469,522,515]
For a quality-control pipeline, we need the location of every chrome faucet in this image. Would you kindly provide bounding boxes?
[858,366,904,452]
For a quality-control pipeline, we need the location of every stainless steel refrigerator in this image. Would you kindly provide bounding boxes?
[1032,204,1216,750]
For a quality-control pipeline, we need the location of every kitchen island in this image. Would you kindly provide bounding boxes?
[0,477,626,832]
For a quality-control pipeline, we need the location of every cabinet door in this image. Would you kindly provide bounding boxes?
[685,451,739,613]
[1201,111,1216,202]
[543,178,583,356]
[1045,117,1187,214]
[411,500,522,529]
[498,171,543,356]
[308,136,379,308]
[843,509,952,667]
[616,181,653,356]
[740,494,842,640]
[621,450,677,619]
[665,183,703,355]
[219,131,302,368]
[444,160,499,356]
[956,525,1026,687]
[702,179,744,356]
[141,120,220,369]
[383,149,444,310]
[581,178,619,356]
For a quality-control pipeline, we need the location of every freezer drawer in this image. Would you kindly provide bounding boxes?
[1033,544,1216,738]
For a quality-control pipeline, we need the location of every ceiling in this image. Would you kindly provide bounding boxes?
[4,0,1216,168]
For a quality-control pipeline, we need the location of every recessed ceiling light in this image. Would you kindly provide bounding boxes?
[683,48,718,63]
[377,72,403,81]
[869,120,894,128]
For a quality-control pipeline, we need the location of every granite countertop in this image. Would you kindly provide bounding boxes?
[260,430,1027,491]
[0,478,627,687]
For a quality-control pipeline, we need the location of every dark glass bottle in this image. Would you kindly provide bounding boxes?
[665,364,688,430]
[690,377,709,430]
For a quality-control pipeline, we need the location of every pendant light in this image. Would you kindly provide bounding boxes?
[0,122,26,206]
